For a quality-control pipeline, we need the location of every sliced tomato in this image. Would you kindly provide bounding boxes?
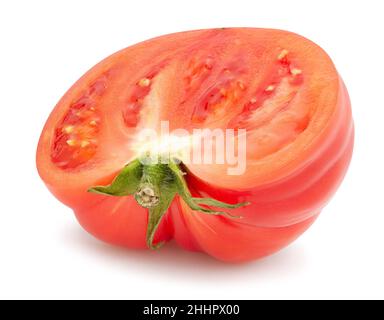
[37,28,353,262]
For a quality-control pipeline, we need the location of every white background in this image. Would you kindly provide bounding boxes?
[0,0,383,300]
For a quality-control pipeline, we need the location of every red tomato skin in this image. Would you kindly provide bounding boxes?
[73,195,173,249]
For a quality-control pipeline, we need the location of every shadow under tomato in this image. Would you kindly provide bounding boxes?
[61,223,308,280]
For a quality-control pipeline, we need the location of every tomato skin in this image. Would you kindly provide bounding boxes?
[73,195,173,249]
[177,207,319,262]
[37,28,354,262]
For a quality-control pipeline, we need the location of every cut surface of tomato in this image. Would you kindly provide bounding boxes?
[37,28,353,262]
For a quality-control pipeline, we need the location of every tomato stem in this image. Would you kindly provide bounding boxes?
[134,183,160,208]
[88,158,250,249]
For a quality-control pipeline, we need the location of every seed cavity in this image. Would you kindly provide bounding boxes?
[123,72,159,127]
[184,55,215,94]
[52,72,108,169]
[230,48,304,133]
[191,60,247,123]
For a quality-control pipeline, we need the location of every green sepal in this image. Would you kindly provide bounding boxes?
[192,197,250,209]
[146,189,176,249]
[88,159,143,196]
[168,161,247,218]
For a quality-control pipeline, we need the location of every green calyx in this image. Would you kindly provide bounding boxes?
[88,158,250,249]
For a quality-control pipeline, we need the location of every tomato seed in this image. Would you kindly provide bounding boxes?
[290,68,302,76]
[278,49,289,61]
[62,126,74,134]
[66,139,76,146]
[138,78,151,87]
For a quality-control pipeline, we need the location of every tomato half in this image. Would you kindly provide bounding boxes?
[37,28,353,262]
